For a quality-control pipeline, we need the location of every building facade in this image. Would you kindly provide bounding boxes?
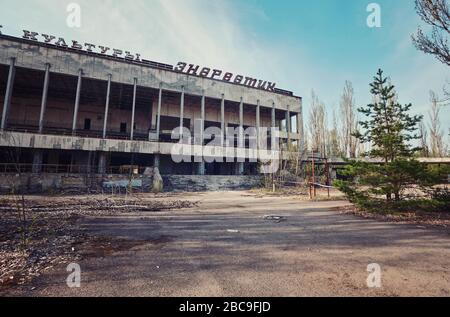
[0,32,303,181]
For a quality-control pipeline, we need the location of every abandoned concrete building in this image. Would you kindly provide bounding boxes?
[0,32,303,192]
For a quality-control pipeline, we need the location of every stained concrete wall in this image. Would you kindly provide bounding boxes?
[0,173,99,194]
[153,97,273,130]
[7,94,153,135]
[163,175,262,192]
[0,36,302,114]
[0,130,296,160]
[0,173,155,194]
[0,172,262,194]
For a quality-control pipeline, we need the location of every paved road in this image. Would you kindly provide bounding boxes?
[13,191,450,296]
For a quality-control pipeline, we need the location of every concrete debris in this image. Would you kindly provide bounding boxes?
[263,215,286,223]
[152,167,164,193]
[143,167,154,176]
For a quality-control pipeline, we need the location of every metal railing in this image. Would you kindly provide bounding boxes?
[5,125,152,141]
[4,126,268,149]
[0,163,148,175]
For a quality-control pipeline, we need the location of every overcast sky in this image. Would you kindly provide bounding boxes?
[1,0,449,134]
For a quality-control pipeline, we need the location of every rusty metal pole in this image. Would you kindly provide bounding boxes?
[326,158,330,198]
[312,152,316,197]
[308,169,312,199]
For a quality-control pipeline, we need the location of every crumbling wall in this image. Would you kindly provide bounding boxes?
[0,173,262,194]
[0,173,151,194]
[163,175,262,192]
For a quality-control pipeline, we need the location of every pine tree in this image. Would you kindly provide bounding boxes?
[355,69,423,162]
[337,69,428,202]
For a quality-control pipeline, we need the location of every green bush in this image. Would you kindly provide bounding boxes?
[334,162,450,213]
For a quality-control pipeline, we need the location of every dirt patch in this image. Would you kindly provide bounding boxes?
[250,188,347,200]
[77,237,147,258]
[335,205,450,230]
[76,235,175,258]
[0,194,196,293]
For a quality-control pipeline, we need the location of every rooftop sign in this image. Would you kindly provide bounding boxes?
[20,29,142,62]
[0,26,279,93]
[174,62,277,92]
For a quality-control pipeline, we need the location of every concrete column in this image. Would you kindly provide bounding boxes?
[297,100,305,154]
[38,63,51,134]
[32,150,43,174]
[155,83,162,141]
[72,69,83,134]
[239,97,244,147]
[256,100,261,149]
[286,107,291,146]
[285,108,291,133]
[197,91,206,175]
[237,97,244,175]
[86,151,92,174]
[200,91,205,143]
[235,162,245,176]
[179,86,185,138]
[271,102,276,151]
[102,74,112,139]
[98,152,107,174]
[287,107,293,152]
[130,78,137,140]
[220,94,225,147]
[154,154,160,168]
[271,103,276,128]
[197,161,205,175]
[1,58,16,131]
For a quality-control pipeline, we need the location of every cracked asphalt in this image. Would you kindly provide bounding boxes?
[9,191,450,297]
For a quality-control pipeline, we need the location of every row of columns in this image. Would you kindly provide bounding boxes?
[0,58,142,142]
[164,87,300,175]
[102,73,139,141]
[0,58,303,175]
[1,58,301,140]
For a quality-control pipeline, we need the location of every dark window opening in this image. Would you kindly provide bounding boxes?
[84,119,91,130]
[120,122,127,133]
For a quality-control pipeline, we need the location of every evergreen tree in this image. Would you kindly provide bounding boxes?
[336,69,433,202]
[355,69,423,162]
